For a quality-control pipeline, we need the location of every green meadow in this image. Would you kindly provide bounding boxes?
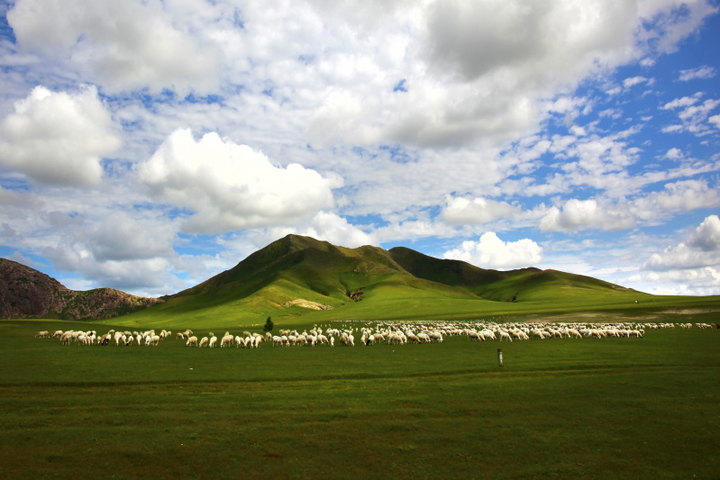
[1,318,718,479]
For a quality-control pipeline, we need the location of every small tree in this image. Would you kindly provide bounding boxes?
[263,316,274,333]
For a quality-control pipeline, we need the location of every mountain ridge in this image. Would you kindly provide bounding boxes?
[0,234,668,323]
[125,234,653,325]
[0,258,161,320]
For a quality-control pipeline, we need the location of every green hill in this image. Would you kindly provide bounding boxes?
[102,233,718,329]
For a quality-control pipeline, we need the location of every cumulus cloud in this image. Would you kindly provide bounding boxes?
[443,232,542,269]
[540,199,635,232]
[138,129,342,234]
[305,0,717,149]
[441,195,518,225]
[44,243,175,293]
[0,85,120,185]
[86,213,176,262]
[267,211,376,248]
[540,181,720,232]
[629,267,720,296]
[7,0,219,93]
[632,180,720,220]
[1,0,718,297]
[424,0,638,82]
[689,215,720,251]
[37,211,180,293]
[646,215,720,270]
[664,147,684,159]
[635,215,720,294]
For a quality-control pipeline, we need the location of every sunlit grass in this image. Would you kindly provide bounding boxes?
[1,319,718,479]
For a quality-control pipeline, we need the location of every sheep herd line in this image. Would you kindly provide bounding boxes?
[34,320,716,349]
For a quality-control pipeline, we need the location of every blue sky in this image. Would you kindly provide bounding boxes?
[0,0,718,297]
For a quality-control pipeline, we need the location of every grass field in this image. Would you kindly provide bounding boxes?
[108,289,720,330]
[1,319,719,479]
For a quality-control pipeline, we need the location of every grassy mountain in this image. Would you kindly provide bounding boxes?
[127,234,479,326]
[114,234,692,328]
[0,258,160,320]
[6,235,717,327]
[388,246,639,302]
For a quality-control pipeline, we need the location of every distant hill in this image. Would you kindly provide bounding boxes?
[388,246,637,302]
[117,234,656,327]
[9,234,706,327]
[0,258,161,320]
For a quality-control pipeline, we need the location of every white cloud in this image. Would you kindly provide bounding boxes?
[1,0,719,298]
[646,245,720,271]
[632,180,720,220]
[662,92,720,135]
[634,215,720,295]
[0,86,120,185]
[622,76,650,88]
[689,215,720,251]
[540,199,635,232]
[425,1,634,82]
[138,128,342,234]
[44,242,175,293]
[267,211,376,248]
[7,0,219,93]
[664,147,684,159]
[646,215,720,270]
[662,93,702,110]
[86,213,176,262]
[678,65,716,81]
[540,181,720,233]
[629,267,720,296]
[30,208,181,294]
[443,232,542,269]
[441,196,518,225]
[303,0,719,150]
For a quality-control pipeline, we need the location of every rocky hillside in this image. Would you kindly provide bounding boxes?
[0,258,161,320]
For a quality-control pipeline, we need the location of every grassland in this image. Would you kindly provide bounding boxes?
[1,318,718,479]
[112,287,720,330]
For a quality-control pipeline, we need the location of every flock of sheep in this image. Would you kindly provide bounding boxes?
[34,320,716,349]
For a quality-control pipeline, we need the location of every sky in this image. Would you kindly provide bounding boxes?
[0,0,719,298]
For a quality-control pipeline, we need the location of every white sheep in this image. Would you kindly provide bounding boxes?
[428,331,443,342]
[220,334,234,348]
[186,335,198,347]
[198,336,209,347]
[60,331,74,345]
[566,328,582,339]
[481,329,497,340]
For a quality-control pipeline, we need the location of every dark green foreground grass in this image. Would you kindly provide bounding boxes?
[1,320,718,480]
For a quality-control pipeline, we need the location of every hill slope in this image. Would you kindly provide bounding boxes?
[0,258,161,320]
[116,234,659,327]
[388,247,639,302]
